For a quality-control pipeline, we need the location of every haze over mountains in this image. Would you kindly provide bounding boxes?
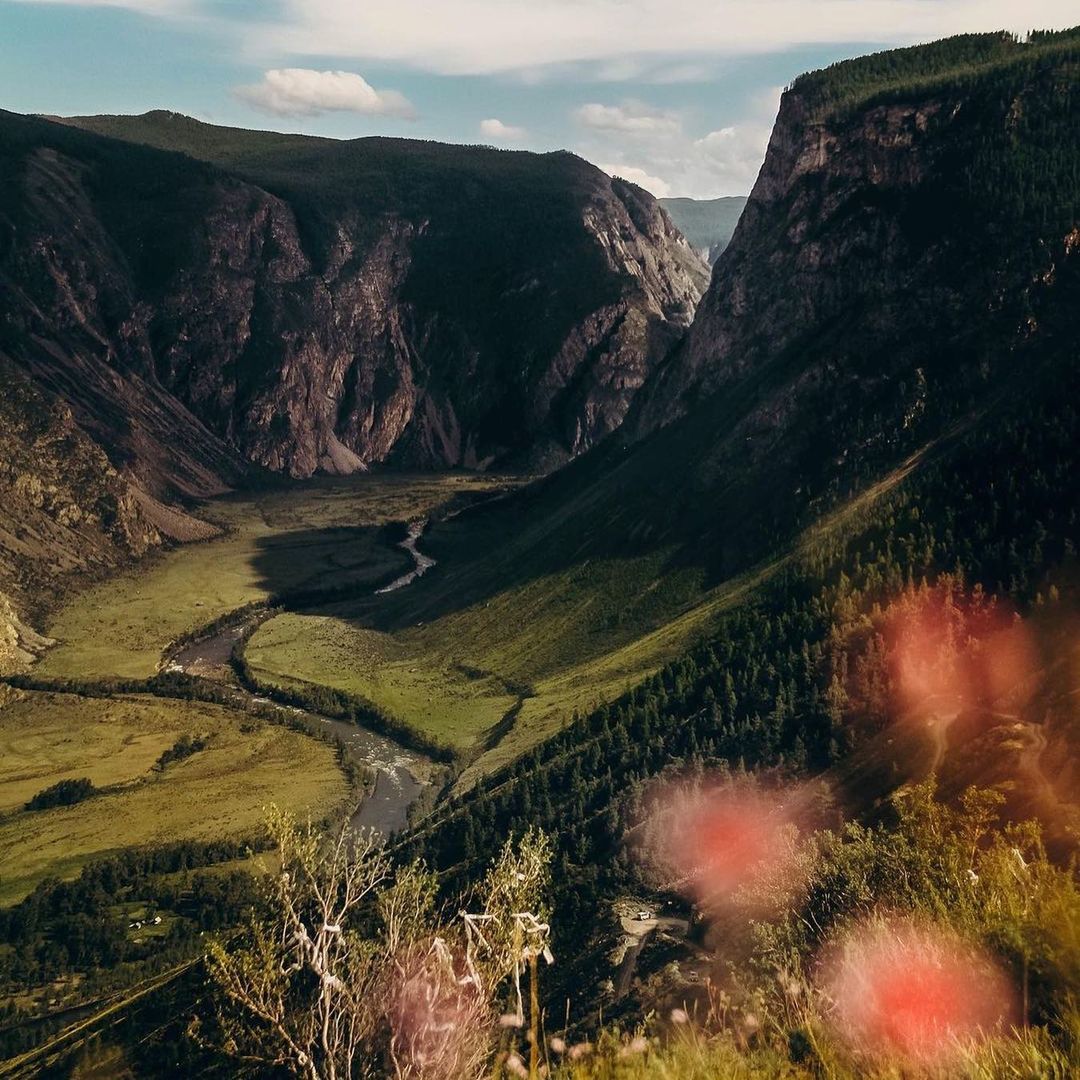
[659,195,747,263]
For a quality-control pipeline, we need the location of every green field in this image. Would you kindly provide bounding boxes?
[37,473,509,680]
[4,472,516,905]
[0,690,347,904]
[244,547,769,778]
[240,454,916,779]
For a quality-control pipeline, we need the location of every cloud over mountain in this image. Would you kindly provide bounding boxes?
[479,117,527,140]
[577,87,780,198]
[575,101,680,135]
[234,68,415,119]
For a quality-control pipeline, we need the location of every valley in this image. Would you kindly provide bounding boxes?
[35,473,502,681]
[1,474,504,901]
[1,24,1079,1079]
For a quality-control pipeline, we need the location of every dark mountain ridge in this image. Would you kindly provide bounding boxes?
[18,109,706,477]
[0,108,705,644]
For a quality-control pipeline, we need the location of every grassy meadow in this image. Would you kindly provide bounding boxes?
[241,449,922,780]
[244,547,775,778]
[0,690,346,904]
[2,472,515,908]
[36,473,508,680]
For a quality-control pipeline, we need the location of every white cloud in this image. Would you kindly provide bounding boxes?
[479,117,527,140]
[13,0,189,11]
[575,102,681,136]
[237,1,1079,76]
[19,1,1079,75]
[578,86,782,198]
[233,68,415,119]
[596,163,671,198]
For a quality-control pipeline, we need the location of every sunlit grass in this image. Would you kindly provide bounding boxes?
[0,690,346,903]
[35,473,504,680]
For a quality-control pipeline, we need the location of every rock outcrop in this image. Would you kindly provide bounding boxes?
[626,29,1080,527]
[3,110,706,485]
[0,354,168,646]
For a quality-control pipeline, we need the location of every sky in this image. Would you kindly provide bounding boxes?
[1,1,1077,199]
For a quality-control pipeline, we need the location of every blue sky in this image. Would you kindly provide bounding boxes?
[2,1,1076,197]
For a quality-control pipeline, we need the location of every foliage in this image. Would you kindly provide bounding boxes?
[546,785,1079,1079]
[24,777,95,811]
[0,835,265,1054]
[755,783,1080,1031]
[203,810,552,1079]
[153,734,208,772]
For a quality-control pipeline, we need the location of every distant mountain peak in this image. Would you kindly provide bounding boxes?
[660,195,748,264]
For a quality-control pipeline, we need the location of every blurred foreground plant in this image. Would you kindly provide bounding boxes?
[201,807,551,1079]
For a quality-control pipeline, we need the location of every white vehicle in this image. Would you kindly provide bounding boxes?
[635,910,653,921]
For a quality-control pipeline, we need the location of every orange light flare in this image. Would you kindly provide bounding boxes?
[636,779,816,914]
[818,918,1019,1067]
[881,585,1041,725]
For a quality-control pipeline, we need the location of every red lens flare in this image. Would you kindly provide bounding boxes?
[819,920,1018,1065]
[388,944,486,1080]
[882,585,1039,721]
[641,780,811,912]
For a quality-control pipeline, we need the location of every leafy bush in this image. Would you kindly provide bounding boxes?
[153,734,208,772]
[24,777,95,811]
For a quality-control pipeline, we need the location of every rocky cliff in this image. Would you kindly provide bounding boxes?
[625,29,1080,532]
[4,110,705,483]
[0,354,170,671]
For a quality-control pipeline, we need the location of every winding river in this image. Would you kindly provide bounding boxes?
[167,519,436,837]
[376,518,436,593]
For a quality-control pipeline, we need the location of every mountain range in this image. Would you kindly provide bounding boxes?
[659,195,747,263]
[2,25,1080,1077]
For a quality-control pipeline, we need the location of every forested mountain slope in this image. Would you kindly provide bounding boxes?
[394,25,1080,1008]
[415,27,1080,601]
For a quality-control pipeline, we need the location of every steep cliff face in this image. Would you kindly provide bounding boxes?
[3,110,705,485]
[0,354,178,670]
[624,29,1080,534]
[439,30,1080,590]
